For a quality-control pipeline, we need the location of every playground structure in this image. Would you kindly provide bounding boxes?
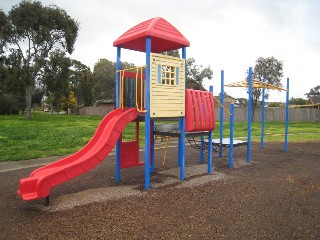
[199,69,289,168]
[17,17,289,205]
[17,17,215,204]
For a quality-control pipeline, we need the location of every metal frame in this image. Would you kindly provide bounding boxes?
[216,68,290,169]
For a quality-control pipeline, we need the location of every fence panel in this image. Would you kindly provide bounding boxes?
[214,107,319,122]
[80,106,319,122]
[79,106,114,116]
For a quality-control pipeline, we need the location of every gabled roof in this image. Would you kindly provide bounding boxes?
[308,96,320,104]
[113,17,190,53]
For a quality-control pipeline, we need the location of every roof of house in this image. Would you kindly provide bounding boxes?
[214,93,235,100]
[113,17,190,53]
[309,96,320,104]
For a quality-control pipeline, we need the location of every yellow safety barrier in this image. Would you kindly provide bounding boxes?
[118,66,147,112]
[135,67,147,112]
[119,70,125,109]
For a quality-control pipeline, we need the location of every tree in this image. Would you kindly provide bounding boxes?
[1,51,26,111]
[70,60,93,107]
[305,85,320,98]
[186,57,213,90]
[289,97,307,105]
[235,97,248,107]
[2,1,79,119]
[92,59,135,101]
[31,87,45,109]
[42,50,71,112]
[92,59,116,101]
[0,10,11,60]
[249,56,284,117]
[162,49,180,58]
[61,87,77,114]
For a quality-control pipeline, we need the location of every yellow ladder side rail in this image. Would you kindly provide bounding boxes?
[162,136,170,166]
[119,70,125,109]
[118,65,147,112]
[140,66,145,111]
[135,67,147,113]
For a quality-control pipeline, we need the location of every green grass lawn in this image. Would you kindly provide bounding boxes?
[0,112,103,161]
[215,122,320,142]
[0,112,319,161]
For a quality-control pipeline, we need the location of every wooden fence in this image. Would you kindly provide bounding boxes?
[215,107,320,122]
[79,106,319,122]
[79,106,115,116]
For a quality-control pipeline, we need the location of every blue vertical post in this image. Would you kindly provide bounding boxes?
[151,120,155,172]
[115,47,121,182]
[200,136,204,163]
[144,37,151,189]
[260,79,265,148]
[219,70,224,158]
[208,86,214,174]
[229,104,234,168]
[246,67,253,162]
[179,46,186,181]
[284,78,289,152]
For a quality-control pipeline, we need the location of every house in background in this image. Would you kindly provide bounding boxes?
[290,96,320,109]
[306,96,320,109]
[214,93,235,109]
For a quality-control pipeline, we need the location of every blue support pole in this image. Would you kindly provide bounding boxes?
[284,78,289,152]
[179,46,187,181]
[246,67,253,163]
[229,104,234,168]
[219,70,224,158]
[144,37,151,189]
[208,85,214,174]
[151,120,155,172]
[200,136,204,163]
[115,47,121,182]
[261,79,265,148]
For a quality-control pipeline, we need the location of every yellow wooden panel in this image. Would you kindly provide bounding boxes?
[149,53,185,118]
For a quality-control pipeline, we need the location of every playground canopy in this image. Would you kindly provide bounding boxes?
[113,17,190,53]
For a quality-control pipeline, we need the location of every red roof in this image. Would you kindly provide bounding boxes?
[113,17,190,53]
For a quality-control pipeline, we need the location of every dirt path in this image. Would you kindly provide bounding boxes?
[0,142,319,239]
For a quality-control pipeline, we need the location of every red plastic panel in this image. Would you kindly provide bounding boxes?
[120,141,142,168]
[113,17,190,53]
[123,71,145,79]
[120,121,143,168]
[17,108,138,201]
[185,89,215,132]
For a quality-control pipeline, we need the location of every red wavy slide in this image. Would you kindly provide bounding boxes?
[17,108,138,201]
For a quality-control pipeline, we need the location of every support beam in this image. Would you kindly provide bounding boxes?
[261,79,265,148]
[229,104,234,168]
[179,46,187,181]
[208,85,214,174]
[246,67,252,163]
[219,70,224,158]
[115,47,121,182]
[285,78,289,152]
[144,37,151,189]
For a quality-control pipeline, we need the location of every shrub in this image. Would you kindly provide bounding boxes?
[0,93,20,115]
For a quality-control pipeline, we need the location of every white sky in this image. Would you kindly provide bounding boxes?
[2,0,320,101]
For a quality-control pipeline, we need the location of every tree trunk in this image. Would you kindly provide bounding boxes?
[25,85,32,119]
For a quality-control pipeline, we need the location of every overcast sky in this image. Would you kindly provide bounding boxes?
[2,0,320,101]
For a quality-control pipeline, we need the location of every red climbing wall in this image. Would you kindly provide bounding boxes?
[185,89,215,132]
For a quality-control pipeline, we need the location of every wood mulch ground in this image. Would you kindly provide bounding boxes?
[0,141,319,239]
